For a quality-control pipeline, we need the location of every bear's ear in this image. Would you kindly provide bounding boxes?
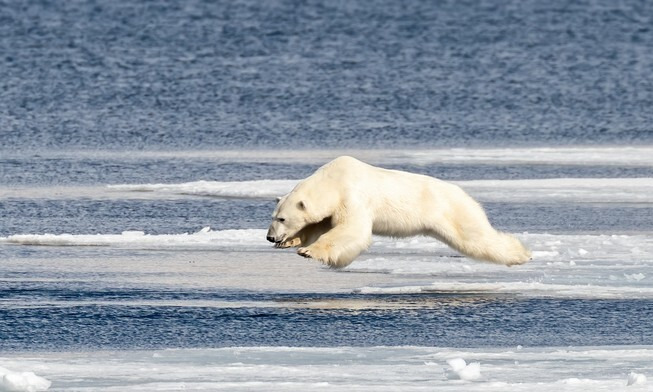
[275,196,282,203]
[297,200,306,210]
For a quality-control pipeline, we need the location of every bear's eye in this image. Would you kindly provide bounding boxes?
[277,217,285,223]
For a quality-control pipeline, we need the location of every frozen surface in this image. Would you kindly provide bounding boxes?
[3,177,652,205]
[446,358,482,381]
[1,346,650,391]
[5,147,653,166]
[108,180,297,200]
[627,372,647,386]
[2,229,652,299]
[4,147,653,187]
[351,232,653,298]
[0,227,259,249]
[0,366,51,392]
[106,177,653,203]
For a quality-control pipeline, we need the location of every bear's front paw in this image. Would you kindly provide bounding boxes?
[297,247,313,258]
[276,238,301,248]
[298,245,330,264]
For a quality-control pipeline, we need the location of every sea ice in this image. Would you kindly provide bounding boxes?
[2,230,653,298]
[2,346,651,391]
[627,372,647,386]
[624,273,646,282]
[107,179,297,199]
[446,358,481,381]
[0,367,50,392]
[106,177,653,204]
[39,146,653,167]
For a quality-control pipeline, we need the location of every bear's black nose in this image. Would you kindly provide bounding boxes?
[266,236,276,243]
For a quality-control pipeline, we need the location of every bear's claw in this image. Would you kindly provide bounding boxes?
[277,238,301,248]
[298,245,333,265]
[297,247,312,258]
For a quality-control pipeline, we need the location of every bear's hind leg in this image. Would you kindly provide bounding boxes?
[426,219,531,266]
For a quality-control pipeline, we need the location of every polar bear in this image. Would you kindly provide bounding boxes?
[266,156,531,268]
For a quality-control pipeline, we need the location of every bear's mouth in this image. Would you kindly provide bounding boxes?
[266,235,287,244]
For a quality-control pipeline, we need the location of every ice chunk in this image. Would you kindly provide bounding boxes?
[627,371,647,386]
[447,358,467,372]
[624,273,646,282]
[121,231,145,236]
[0,366,51,392]
[446,358,481,381]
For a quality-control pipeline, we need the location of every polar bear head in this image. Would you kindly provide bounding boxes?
[266,175,341,245]
[266,193,309,244]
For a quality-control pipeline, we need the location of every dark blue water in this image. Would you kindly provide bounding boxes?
[1,289,651,350]
[2,156,653,185]
[1,0,652,150]
[2,0,652,352]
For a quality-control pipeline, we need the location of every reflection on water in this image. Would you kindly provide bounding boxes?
[275,293,509,311]
[1,288,652,350]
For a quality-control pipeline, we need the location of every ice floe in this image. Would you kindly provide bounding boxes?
[10,146,653,166]
[108,179,297,199]
[1,229,652,299]
[106,177,653,203]
[0,227,261,249]
[0,346,651,391]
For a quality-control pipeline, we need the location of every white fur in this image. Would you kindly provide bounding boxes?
[267,156,531,268]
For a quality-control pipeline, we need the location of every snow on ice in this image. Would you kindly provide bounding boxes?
[14,146,653,167]
[0,367,50,392]
[108,179,297,199]
[1,229,652,299]
[627,372,647,386]
[446,358,482,381]
[0,346,651,391]
[106,177,653,204]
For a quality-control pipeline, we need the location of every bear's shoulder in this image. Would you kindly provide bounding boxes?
[329,155,363,166]
[315,156,372,181]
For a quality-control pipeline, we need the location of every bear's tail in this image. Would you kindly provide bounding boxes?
[458,230,532,266]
